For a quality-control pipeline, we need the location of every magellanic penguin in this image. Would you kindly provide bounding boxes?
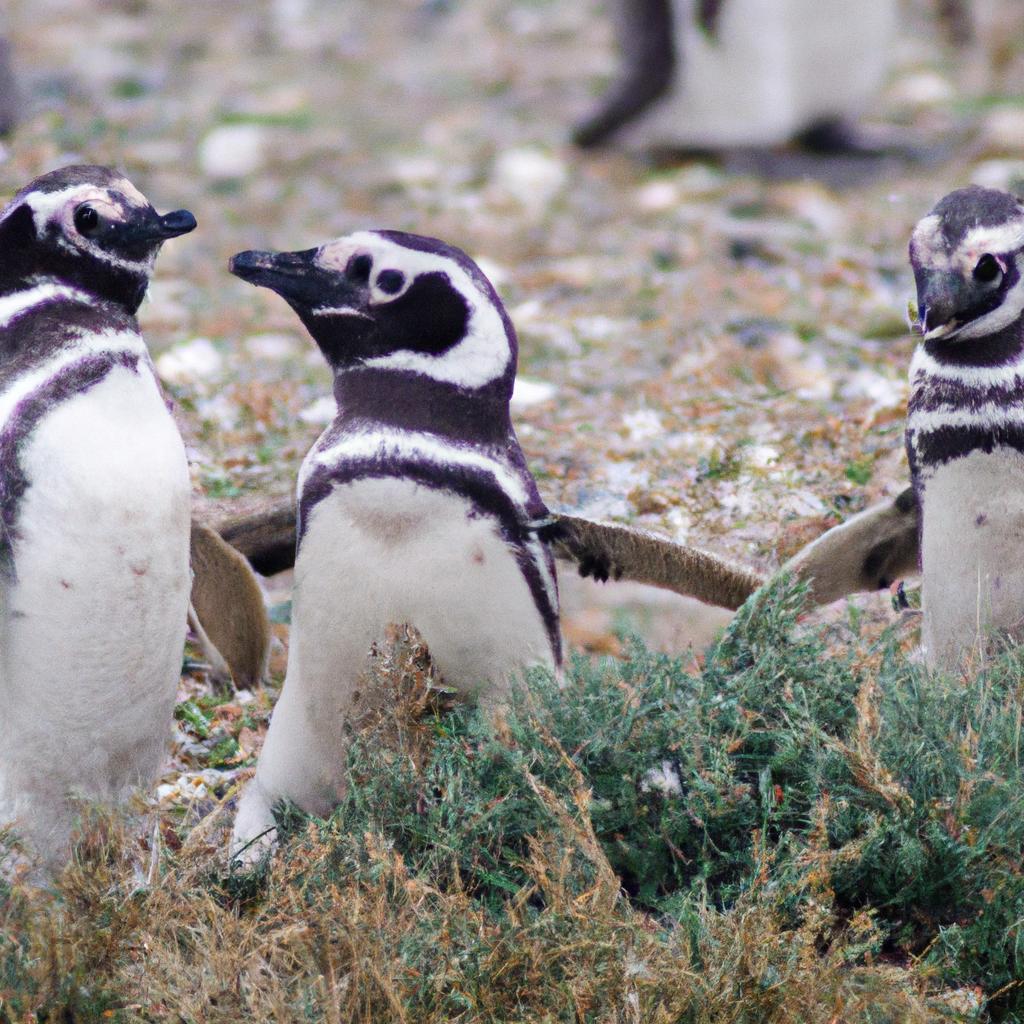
[0,165,196,873]
[906,185,1024,672]
[573,0,896,151]
[228,231,561,861]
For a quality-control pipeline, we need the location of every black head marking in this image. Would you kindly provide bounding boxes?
[230,229,517,396]
[0,164,196,314]
[928,186,1024,249]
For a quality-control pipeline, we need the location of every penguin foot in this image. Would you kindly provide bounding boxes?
[230,781,278,870]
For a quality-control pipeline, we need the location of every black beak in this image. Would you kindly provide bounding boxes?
[229,248,361,310]
[156,208,197,239]
[229,248,309,285]
[918,270,970,338]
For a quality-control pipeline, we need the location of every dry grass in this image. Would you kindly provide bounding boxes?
[1,589,993,1024]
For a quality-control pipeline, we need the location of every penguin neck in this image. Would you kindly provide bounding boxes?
[922,316,1024,370]
[0,270,143,317]
[331,367,514,448]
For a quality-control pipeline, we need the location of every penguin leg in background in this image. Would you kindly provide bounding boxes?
[572,0,677,148]
[188,522,271,691]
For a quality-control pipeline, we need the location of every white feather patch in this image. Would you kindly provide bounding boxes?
[0,283,92,330]
[300,426,532,511]
[0,327,150,429]
[317,232,512,390]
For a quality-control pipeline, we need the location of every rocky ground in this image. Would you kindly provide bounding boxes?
[4,0,1024,820]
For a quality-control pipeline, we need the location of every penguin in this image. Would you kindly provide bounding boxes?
[573,0,896,153]
[227,230,561,862]
[905,185,1024,671]
[0,165,196,873]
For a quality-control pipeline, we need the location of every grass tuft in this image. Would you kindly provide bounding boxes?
[4,579,1022,1021]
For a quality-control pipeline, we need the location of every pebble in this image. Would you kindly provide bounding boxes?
[198,124,268,179]
[634,180,680,214]
[245,333,301,360]
[980,106,1024,153]
[298,395,337,425]
[971,160,1024,193]
[490,147,567,209]
[511,377,557,409]
[156,337,223,385]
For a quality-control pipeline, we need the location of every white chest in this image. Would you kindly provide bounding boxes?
[0,362,191,802]
[919,447,1024,670]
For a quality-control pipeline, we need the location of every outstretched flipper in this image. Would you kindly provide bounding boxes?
[550,513,764,610]
[780,488,919,605]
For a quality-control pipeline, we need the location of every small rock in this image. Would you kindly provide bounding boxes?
[298,395,336,425]
[888,70,955,107]
[156,337,223,385]
[981,106,1024,153]
[491,147,567,209]
[245,333,300,360]
[971,159,1024,193]
[199,124,268,179]
[634,180,680,214]
[389,155,442,187]
[511,377,557,409]
[622,408,663,443]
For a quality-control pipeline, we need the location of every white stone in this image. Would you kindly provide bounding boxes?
[156,337,223,385]
[971,160,1024,192]
[298,395,337,425]
[511,377,557,409]
[245,333,300,360]
[198,124,268,180]
[622,408,664,443]
[634,180,680,213]
[491,148,567,209]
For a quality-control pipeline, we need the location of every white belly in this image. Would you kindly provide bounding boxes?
[0,364,190,850]
[621,0,895,148]
[255,478,556,816]
[920,447,1024,671]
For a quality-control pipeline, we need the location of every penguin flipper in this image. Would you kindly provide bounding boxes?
[572,0,677,148]
[212,497,296,577]
[780,487,920,605]
[551,513,764,610]
[189,523,271,691]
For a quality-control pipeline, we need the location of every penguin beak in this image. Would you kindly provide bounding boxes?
[917,270,970,341]
[117,208,197,248]
[230,248,363,311]
[154,209,197,239]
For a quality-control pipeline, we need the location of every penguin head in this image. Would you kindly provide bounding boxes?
[0,164,196,314]
[230,230,518,397]
[909,186,1024,347]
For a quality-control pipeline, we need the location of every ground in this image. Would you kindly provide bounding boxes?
[3,2,1024,1018]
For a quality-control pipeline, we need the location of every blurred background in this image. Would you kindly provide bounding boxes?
[3,0,1023,654]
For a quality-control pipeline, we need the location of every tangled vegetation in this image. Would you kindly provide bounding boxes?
[3,579,1023,1021]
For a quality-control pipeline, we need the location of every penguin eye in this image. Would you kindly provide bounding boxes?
[376,269,405,295]
[73,204,100,238]
[973,253,1002,285]
[346,254,372,283]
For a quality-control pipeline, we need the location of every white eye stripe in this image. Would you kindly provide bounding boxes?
[316,231,513,388]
